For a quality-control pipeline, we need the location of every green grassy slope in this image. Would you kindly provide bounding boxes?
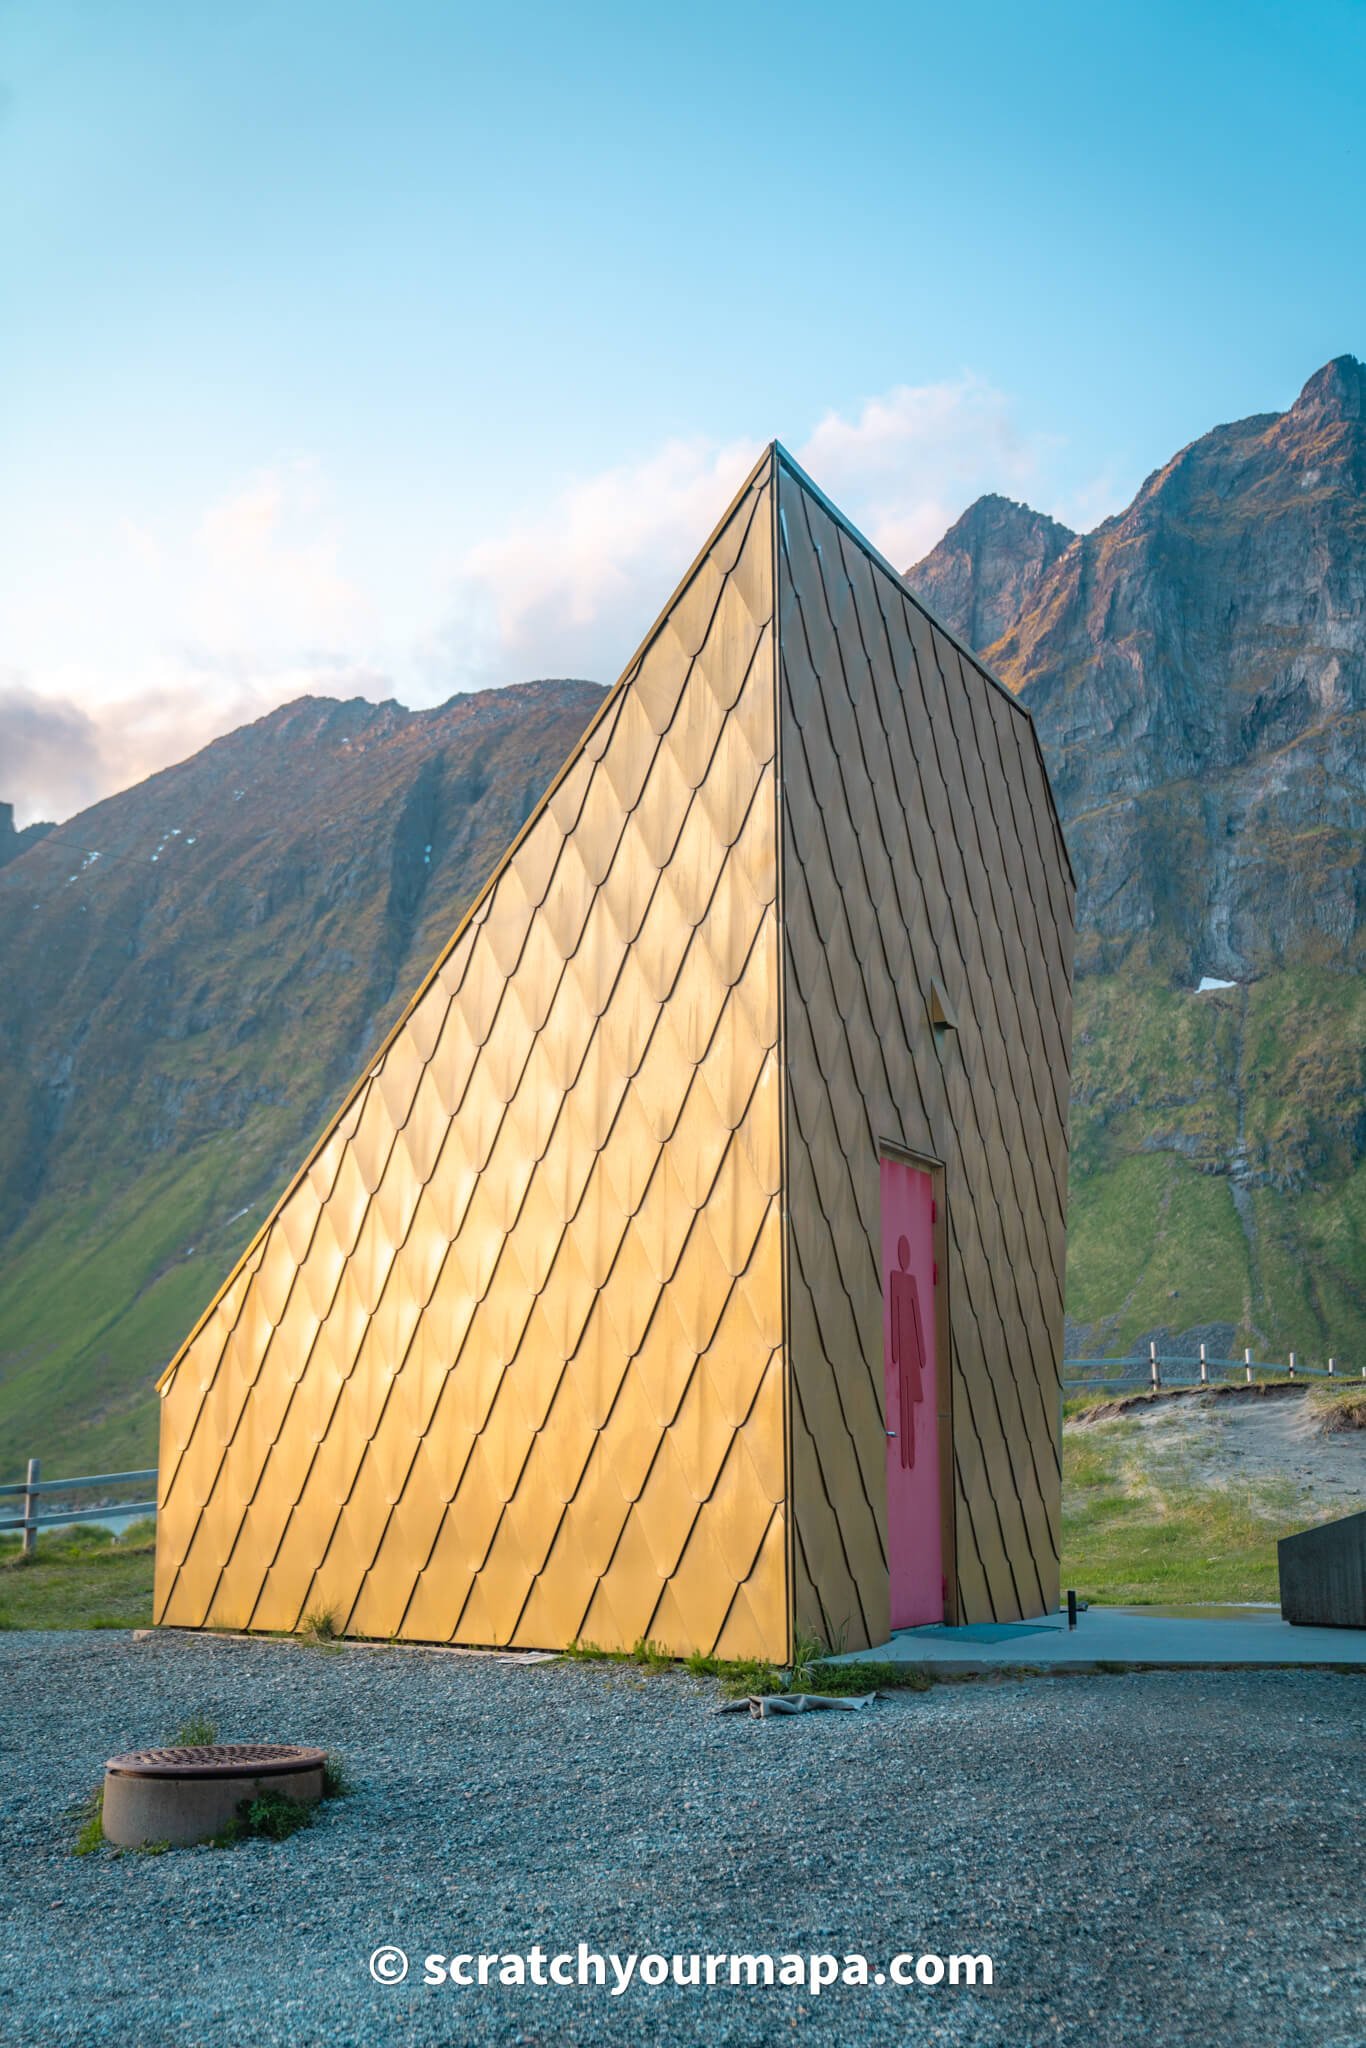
[0,1523,157,1630]
[3,963,1360,1486]
[1066,969,1366,1364]
[0,1115,294,1474]
[0,684,607,1482]
[1058,1406,1345,1605]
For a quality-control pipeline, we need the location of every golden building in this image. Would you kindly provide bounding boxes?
[155,447,1073,1662]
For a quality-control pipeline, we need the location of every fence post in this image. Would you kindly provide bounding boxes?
[1199,1342,1208,1384]
[1149,1341,1160,1391]
[1245,1348,1253,1384]
[21,1458,39,1559]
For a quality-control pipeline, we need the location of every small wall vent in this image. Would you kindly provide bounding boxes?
[929,978,959,1040]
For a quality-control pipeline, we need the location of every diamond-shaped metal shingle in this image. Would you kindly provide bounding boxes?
[156,443,1069,1661]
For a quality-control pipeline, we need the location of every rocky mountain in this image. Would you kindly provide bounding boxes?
[909,494,1076,654]
[0,682,604,1469]
[1,358,1362,1474]
[913,360,1364,980]
[907,355,1365,1364]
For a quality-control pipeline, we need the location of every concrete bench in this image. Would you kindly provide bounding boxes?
[1278,1510,1366,1629]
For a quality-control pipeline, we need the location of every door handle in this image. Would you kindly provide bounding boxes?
[885,1430,897,1438]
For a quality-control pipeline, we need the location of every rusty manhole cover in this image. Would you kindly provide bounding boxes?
[102,1741,328,1848]
[106,1743,326,1779]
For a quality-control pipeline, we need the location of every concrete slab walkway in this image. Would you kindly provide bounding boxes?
[834,1603,1366,1671]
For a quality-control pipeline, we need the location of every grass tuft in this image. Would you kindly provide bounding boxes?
[71,1787,105,1857]
[321,1753,351,1800]
[789,1630,824,1691]
[806,1659,934,1696]
[1307,1382,1366,1434]
[564,1636,933,1699]
[563,1637,681,1674]
[170,1714,217,1747]
[209,1788,315,1848]
[299,1607,341,1645]
[683,1650,785,1697]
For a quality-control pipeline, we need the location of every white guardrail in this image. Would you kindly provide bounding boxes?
[3,1348,1356,1549]
[1064,1343,1355,1392]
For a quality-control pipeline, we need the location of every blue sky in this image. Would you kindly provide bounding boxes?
[3,0,1363,821]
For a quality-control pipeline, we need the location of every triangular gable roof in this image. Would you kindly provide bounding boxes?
[153,438,1074,1654]
[157,443,779,1395]
[160,439,1072,1398]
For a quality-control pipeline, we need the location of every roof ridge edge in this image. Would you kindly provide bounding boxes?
[772,445,1076,891]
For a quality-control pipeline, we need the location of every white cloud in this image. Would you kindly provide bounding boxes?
[0,663,385,827]
[429,374,1073,694]
[190,464,359,646]
[4,378,1117,823]
[0,679,105,826]
[2,461,387,823]
[424,434,762,695]
[799,375,1058,568]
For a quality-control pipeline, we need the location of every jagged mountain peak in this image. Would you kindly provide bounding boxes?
[1289,352,1365,424]
[905,493,1076,652]
[944,491,1074,540]
[943,365,1366,984]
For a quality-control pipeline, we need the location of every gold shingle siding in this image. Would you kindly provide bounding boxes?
[156,459,789,1659]
[776,457,1073,1643]
[156,445,1073,1661]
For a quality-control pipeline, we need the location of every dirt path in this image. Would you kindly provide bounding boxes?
[1125,1388,1365,1510]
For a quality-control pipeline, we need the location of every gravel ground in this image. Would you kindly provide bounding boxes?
[0,1632,1361,2048]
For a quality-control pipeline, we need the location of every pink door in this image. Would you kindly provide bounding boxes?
[880,1157,943,1628]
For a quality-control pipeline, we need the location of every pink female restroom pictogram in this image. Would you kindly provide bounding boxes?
[880,1156,944,1627]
